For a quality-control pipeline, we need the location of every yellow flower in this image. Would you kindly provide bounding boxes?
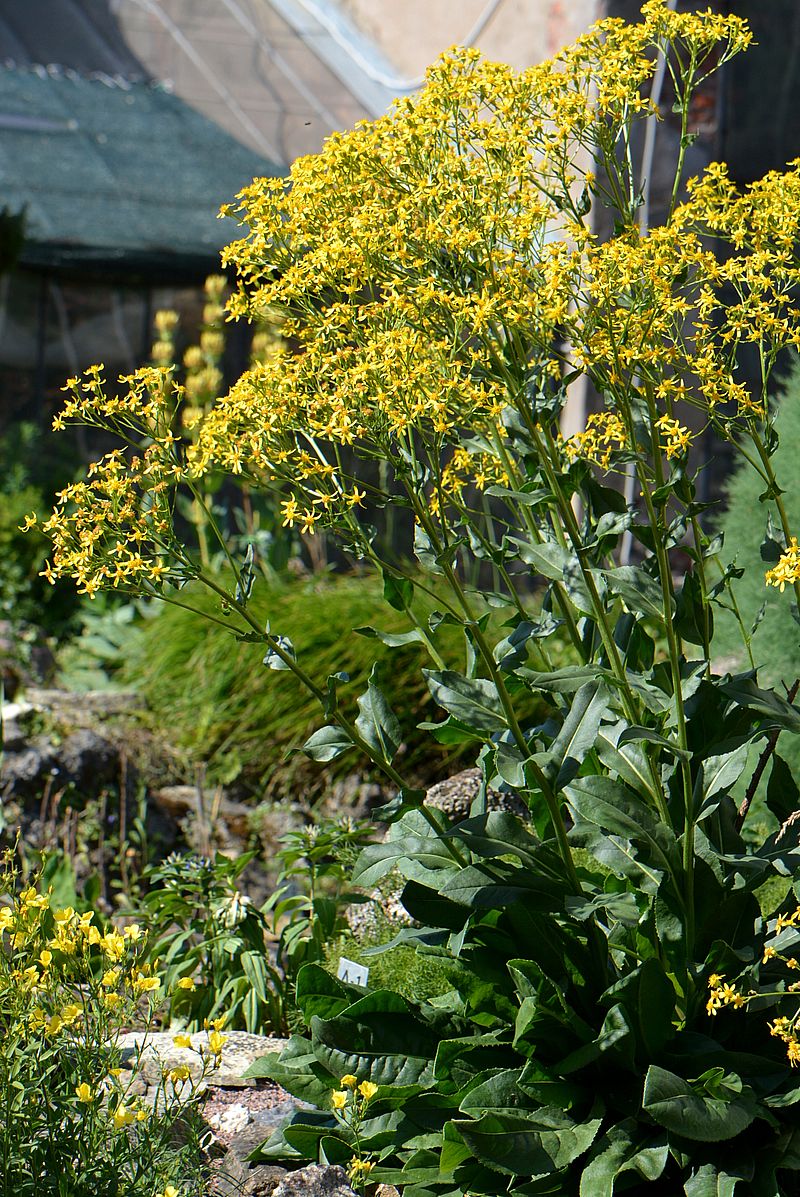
[173,1034,193,1049]
[358,1081,378,1101]
[112,1104,135,1129]
[39,950,52,969]
[175,977,196,991]
[766,539,800,593]
[75,1083,95,1103]
[340,1074,358,1088]
[207,1030,226,1057]
[331,1091,348,1110]
[167,1065,192,1083]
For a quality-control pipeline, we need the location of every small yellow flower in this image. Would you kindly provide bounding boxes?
[167,1065,192,1083]
[175,977,196,991]
[358,1081,378,1101]
[207,1029,226,1057]
[75,1082,95,1103]
[112,1104,135,1129]
[340,1074,358,1088]
[173,1034,192,1049]
[39,950,52,969]
[331,1090,348,1110]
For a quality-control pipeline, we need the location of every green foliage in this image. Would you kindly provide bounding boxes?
[0,421,81,635]
[267,820,375,987]
[137,850,285,1033]
[714,363,800,815]
[119,575,516,794]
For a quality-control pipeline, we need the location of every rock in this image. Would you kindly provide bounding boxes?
[151,785,253,840]
[272,1165,357,1197]
[117,1030,288,1089]
[425,767,527,822]
[56,727,118,789]
[206,1102,252,1138]
[213,1157,287,1197]
[0,738,58,796]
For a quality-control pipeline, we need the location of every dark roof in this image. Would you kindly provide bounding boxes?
[0,64,280,275]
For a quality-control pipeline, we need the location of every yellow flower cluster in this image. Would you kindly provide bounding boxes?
[766,539,800,593]
[770,1017,800,1068]
[563,411,628,470]
[39,4,766,597]
[31,367,192,597]
[0,885,161,1035]
[655,414,693,460]
[706,973,748,1016]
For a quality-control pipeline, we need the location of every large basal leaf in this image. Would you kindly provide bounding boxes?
[440,860,568,910]
[448,812,554,869]
[243,1034,335,1107]
[579,1120,668,1196]
[309,993,441,1088]
[352,832,456,888]
[600,958,675,1059]
[295,963,354,1021]
[684,1162,751,1196]
[355,664,402,762]
[642,1066,758,1142]
[423,669,507,733]
[453,1109,601,1177]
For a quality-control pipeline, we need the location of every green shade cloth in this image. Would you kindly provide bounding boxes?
[0,65,282,273]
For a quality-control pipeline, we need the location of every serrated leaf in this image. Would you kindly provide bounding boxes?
[642,1066,757,1142]
[579,1121,667,1197]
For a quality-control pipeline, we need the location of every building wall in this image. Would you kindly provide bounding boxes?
[336,0,602,77]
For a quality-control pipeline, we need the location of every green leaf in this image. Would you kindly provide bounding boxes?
[766,754,800,825]
[300,725,353,762]
[352,832,455,887]
[354,625,425,648]
[454,1110,601,1176]
[719,676,800,734]
[565,776,679,885]
[355,665,402,762]
[382,569,413,611]
[579,1121,667,1197]
[604,566,674,622]
[642,1066,758,1142]
[547,682,611,790]
[675,569,712,647]
[295,964,353,1021]
[684,1163,749,1196]
[423,669,507,733]
[510,537,570,580]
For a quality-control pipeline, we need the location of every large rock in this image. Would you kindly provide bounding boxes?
[117,1030,287,1089]
[272,1165,357,1197]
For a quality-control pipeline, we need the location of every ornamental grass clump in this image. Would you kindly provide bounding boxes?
[30,1,800,1191]
[0,855,219,1197]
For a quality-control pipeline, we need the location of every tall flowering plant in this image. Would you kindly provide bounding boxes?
[32,2,800,1190]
